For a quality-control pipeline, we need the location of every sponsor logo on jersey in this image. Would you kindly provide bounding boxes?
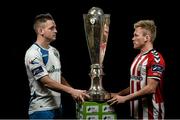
[152,64,164,73]
[48,65,60,73]
[131,75,143,81]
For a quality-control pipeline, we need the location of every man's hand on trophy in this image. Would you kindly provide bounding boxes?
[107,94,127,106]
[110,93,118,98]
[71,89,90,103]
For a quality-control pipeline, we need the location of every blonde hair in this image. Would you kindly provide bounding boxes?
[134,20,157,42]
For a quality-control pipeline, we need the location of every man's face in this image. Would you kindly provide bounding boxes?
[132,27,147,49]
[41,20,57,42]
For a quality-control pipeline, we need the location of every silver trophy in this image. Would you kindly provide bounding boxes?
[83,7,111,102]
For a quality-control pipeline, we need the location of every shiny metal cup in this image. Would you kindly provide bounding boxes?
[83,7,111,102]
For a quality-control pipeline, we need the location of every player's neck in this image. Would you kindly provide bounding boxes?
[36,36,50,49]
[140,43,153,54]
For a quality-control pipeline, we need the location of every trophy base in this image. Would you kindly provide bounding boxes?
[86,90,111,102]
[76,101,117,119]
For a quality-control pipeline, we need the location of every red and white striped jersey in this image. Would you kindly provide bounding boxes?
[130,49,165,119]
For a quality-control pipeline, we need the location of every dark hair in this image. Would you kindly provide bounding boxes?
[33,13,54,33]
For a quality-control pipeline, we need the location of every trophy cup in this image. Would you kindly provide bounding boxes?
[76,7,116,119]
[83,7,111,102]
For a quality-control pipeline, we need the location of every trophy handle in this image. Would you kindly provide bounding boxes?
[100,14,110,65]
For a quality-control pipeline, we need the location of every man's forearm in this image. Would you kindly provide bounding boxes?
[40,75,74,94]
[61,76,72,87]
[124,85,155,102]
[118,87,130,96]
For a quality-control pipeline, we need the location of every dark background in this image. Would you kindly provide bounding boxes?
[0,0,179,119]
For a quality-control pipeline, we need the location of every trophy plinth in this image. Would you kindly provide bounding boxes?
[83,7,111,102]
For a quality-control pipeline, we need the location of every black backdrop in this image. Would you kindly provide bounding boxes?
[0,0,179,119]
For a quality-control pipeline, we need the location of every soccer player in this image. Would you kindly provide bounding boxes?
[25,13,89,119]
[108,20,165,119]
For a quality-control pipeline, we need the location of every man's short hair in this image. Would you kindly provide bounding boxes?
[33,13,54,33]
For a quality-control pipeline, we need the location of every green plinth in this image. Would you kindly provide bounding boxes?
[76,101,117,120]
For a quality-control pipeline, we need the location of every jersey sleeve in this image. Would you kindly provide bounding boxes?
[147,53,165,80]
[26,50,48,80]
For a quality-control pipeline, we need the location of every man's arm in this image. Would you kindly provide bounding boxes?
[61,76,71,87]
[108,78,158,105]
[110,87,130,98]
[117,87,130,96]
[124,78,158,102]
[39,75,89,102]
[40,75,75,94]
